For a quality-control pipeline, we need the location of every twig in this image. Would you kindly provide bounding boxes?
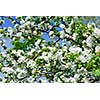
[4,16,21,25]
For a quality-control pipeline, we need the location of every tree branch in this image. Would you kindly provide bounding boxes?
[53,38,61,45]
[61,17,69,28]
[4,16,21,25]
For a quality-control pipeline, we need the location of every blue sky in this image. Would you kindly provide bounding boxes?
[1,18,14,48]
[2,18,14,28]
[1,17,64,49]
[1,16,77,54]
[1,17,50,48]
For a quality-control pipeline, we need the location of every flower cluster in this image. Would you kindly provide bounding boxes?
[0,16,100,83]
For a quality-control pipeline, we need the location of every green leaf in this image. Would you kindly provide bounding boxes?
[0,63,3,69]
[92,69,100,77]
[0,29,4,33]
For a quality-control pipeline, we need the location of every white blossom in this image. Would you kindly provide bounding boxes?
[20,20,25,24]
[18,56,26,63]
[27,49,35,56]
[60,65,67,70]
[69,77,76,83]
[65,27,71,33]
[74,73,80,79]
[17,70,27,79]
[16,32,22,37]
[12,50,16,54]
[73,33,77,40]
[47,52,53,59]
[0,16,100,83]
[59,24,65,28]
[27,60,35,67]
[17,50,24,56]
[8,27,13,34]
[69,46,82,53]
[49,31,53,36]
[35,40,41,47]
[95,45,100,53]
[94,27,100,38]
[55,50,62,59]
[27,76,34,82]
[78,49,92,63]
[33,31,37,35]
[87,23,92,28]
[86,36,93,47]
[1,67,14,74]
[0,40,3,45]
[60,31,65,39]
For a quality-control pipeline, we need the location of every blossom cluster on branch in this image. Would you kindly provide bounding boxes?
[0,16,100,83]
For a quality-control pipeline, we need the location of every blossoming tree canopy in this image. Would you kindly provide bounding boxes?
[0,16,100,83]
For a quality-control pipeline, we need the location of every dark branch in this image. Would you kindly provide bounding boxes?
[53,38,61,45]
[61,17,69,28]
[4,16,21,25]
